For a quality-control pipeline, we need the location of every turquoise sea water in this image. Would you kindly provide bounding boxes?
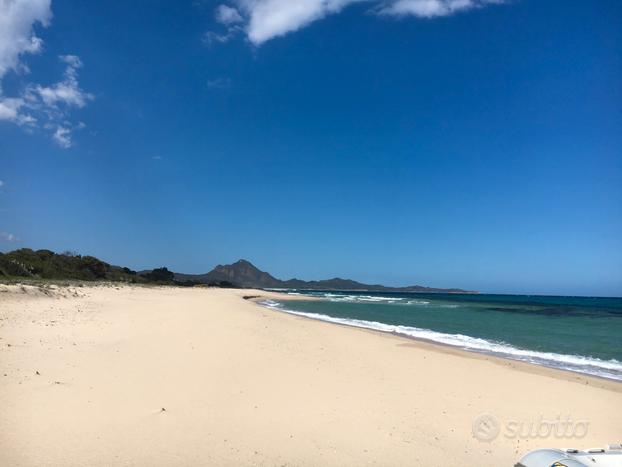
[260,291,622,381]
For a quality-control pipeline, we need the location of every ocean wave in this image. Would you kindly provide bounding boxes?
[302,292,428,305]
[291,291,435,307]
[259,300,622,382]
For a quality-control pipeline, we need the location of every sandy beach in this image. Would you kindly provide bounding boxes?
[1,284,620,466]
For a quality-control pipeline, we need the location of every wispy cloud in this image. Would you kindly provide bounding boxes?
[203,28,242,46]
[376,0,504,17]
[51,125,71,148]
[0,180,4,188]
[34,55,93,108]
[207,77,232,90]
[0,0,93,148]
[0,232,20,242]
[207,0,506,46]
[215,4,244,24]
[204,3,245,45]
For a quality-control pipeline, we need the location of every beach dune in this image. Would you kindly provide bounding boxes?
[1,285,620,466]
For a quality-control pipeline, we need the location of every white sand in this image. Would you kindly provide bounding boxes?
[1,284,620,466]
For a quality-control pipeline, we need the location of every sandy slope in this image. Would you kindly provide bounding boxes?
[0,284,620,466]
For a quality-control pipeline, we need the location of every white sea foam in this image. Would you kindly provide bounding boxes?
[260,300,622,382]
[318,293,433,306]
[299,292,413,304]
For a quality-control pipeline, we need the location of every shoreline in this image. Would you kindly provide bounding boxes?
[248,290,622,392]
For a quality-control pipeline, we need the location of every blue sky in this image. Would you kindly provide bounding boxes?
[1,0,621,296]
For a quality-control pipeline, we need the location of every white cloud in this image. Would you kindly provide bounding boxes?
[0,232,20,242]
[237,0,364,45]
[215,4,243,24]
[377,0,502,17]
[0,1,92,148]
[204,4,245,45]
[0,0,51,79]
[0,96,26,122]
[52,125,71,148]
[209,0,505,45]
[0,0,51,126]
[0,180,4,187]
[34,55,93,108]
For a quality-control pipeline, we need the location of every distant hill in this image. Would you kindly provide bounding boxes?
[1,249,474,293]
[175,259,282,288]
[172,259,475,293]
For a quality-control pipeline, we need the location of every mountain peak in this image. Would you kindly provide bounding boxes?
[173,260,475,293]
[203,259,280,288]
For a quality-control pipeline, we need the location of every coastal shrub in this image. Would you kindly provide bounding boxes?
[0,248,138,282]
[80,256,109,279]
[141,267,175,283]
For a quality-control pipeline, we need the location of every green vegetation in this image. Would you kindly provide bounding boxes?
[140,267,174,283]
[0,248,133,281]
[0,248,201,286]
